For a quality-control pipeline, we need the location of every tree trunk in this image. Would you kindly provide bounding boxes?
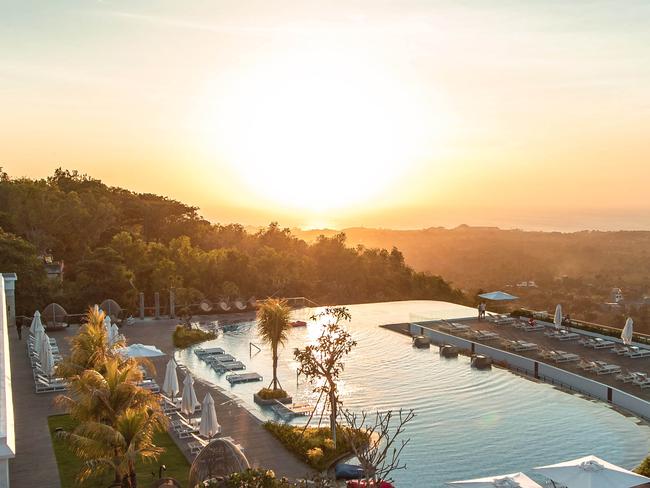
[272,349,278,390]
[329,389,337,445]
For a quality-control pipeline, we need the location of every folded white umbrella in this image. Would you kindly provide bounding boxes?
[41,338,55,377]
[162,358,180,398]
[621,318,634,346]
[533,455,650,488]
[447,472,542,488]
[104,316,113,344]
[118,343,165,358]
[181,374,199,416]
[199,393,220,439]
[34,319,45,353]
[554,304,563,330]
[30,310,42,335]
[111,323,120,345]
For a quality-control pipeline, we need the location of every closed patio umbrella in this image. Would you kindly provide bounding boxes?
[111,323,120,345]
[199,393,220,439]
[533,455,650,488]
[104,316,113,344]
[447,472,542,487]
[163,358,180,398]
[181,374,199,416]
[40,337,55,377]
[30,310,42,335]
[621,318,634,346]
[554,304,563,330]
[34,320,45,357]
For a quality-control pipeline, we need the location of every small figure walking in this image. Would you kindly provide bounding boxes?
[477,302,482,321]
[16,319,23,340]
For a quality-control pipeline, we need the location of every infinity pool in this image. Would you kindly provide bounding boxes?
[175,301,650,487]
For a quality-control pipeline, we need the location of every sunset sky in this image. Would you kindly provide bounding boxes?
[2,1,650,231]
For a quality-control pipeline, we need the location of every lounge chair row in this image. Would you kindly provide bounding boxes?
[616,371,650,387]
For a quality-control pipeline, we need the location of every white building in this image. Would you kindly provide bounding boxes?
[0,273,16,486]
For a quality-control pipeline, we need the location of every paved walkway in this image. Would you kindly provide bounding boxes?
[8,328,64,488]
[8,313,313,487]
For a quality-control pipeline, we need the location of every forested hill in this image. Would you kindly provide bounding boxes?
[293,226,650,293]
[0,168,464,315]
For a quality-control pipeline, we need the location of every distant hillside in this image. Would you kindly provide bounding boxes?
[293,226,650,294]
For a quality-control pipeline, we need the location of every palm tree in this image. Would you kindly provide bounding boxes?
[56,356,162,427]
[58,407,167,487]
[56,306,126,379]
[256,298,291,392]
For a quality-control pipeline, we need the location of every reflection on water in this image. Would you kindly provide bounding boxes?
[175,301,650,487]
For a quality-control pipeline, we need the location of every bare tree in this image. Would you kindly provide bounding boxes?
[341,408,416,484]
[293,307,356,444]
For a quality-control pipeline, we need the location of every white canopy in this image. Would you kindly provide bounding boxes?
[199,393,220,439]
[447,472,542,488]
[478,291,519,301]
[162,358,180,398]
[533,455,650,488]
[181,374,199,416]
[30,310,42,335]
[118,343,165,358]
[554,304,563,330]
[621,318,634,346]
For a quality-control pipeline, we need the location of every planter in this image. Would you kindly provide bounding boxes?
[253,393,292,406]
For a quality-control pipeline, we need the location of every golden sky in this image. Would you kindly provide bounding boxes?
[2,1,650,230]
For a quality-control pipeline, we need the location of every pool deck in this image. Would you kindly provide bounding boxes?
[8,313,314,487]
[385,319,650,402]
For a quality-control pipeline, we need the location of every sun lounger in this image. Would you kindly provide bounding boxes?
[578,361,598,372]
[552,351,581,363]
[522,323,545,332]
[591,338,615,349]
[212,361,246,372]
[595,364,621,375]
[473,330,499,340]
[35,376,67,393]
[206,354,237,364]
[625,347,650,358]
[616,371,639,383]
[194,347,225,357]
[558,332,580,341]
[487,314,515,325]
[507,340,538,352]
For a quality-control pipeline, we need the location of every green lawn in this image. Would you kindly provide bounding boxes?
[48,414,190,487]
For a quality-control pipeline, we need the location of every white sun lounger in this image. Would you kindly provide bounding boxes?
[552,352,580,363]
[596,364,621,375]
[509,341,538,352]
[35,376,67,393]
[592,339,615,349]
[522,324,545,332]
[558,332,580,341]
[625,347,650,358]
[616,371,639,383]
[473,330,500,340]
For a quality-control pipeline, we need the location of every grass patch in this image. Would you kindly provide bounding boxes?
[263,422,369,471]
[48,414,190,487]
[173,325,216,349]
[256,388,289,400]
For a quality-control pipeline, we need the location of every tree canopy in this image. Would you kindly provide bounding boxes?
[0,168,464,315]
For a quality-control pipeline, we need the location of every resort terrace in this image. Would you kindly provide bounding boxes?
[400,314,650,416]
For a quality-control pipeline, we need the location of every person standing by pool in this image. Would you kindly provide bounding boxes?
[16,318,22,340]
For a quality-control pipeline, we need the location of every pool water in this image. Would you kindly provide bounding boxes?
[175,301,650,487]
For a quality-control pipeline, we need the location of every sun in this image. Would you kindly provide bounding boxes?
[203,50,448,213]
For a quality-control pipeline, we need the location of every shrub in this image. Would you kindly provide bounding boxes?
[637,456,650,476]
[172,325,216,348]
[256,388,289,400]
[263,422,370,471]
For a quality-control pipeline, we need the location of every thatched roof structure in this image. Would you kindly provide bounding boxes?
[100,298,123,322]
[42,303,68,329]
[188,438,250,488]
